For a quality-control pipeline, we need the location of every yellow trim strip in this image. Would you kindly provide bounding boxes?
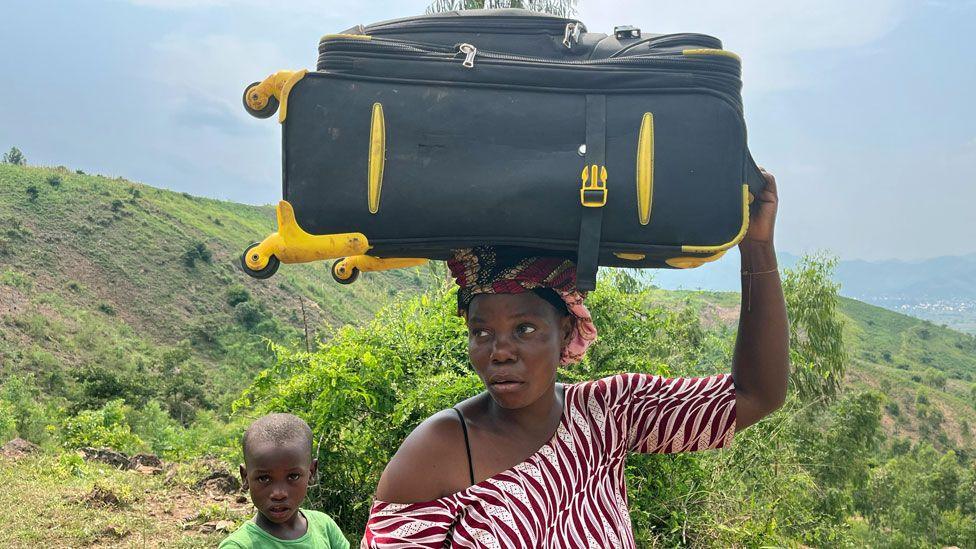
[682,48,741,62]
[278,69,308,124]
[681,184,750,253]
[666,250,728,269]
[636,112,654,225]
[321,34,372,41]
[368,103,386,214]
[614,253,646,261]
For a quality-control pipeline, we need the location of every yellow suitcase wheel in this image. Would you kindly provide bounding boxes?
[242,81,279,119]
[331,258,359,285]
[241,242,280,279]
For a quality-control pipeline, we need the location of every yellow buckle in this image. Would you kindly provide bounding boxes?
[580,164,608,207]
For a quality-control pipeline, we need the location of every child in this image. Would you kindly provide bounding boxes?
[220,413,349,548]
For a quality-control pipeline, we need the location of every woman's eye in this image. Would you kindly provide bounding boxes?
[471,329,489,338]
[518,324,537,334]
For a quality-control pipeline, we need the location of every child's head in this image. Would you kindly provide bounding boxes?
[239,413,317,525]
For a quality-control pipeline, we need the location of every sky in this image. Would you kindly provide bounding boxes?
[1,0,974,262]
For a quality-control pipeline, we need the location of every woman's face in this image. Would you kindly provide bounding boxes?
[466,292,572,409]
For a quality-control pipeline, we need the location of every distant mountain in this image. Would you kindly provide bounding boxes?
[647,250,976,334]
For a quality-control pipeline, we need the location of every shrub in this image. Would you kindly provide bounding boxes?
[110,199,124,213]
[183,241,213,268]
[59,399,144,453]
[225,284,250,307]
[886,400,900,417]
[189,316,222,346]
[922,368,947,391]
[97,302,116,316]
[233,301,263,329]
[25,185,39,202]
[46,174,62,187]
[1,375,57,443]
[0,399,17,442]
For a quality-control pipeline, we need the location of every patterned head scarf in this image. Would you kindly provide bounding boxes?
[447,247,598,365]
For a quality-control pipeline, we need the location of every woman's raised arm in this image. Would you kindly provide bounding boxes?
[732,169,790,430]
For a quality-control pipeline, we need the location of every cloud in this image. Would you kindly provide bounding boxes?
[577,0,909,93]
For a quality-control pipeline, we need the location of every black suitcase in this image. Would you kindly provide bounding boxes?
[241,8,765,290]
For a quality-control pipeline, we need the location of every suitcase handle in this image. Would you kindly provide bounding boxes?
[744,150,767,199]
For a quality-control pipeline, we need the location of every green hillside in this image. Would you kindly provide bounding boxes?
[0,164,433,418]
[839,297,976,449]
[647,288,976,452]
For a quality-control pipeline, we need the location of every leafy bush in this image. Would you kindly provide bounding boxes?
[189,315,222,346]
[0,375,55,443]
[25,184,39,202]
[0,399,17,442]
[922,368,947,390]
[47,174,62,188]
[182,241,213,268]
[233,301,264,329]
[225,284,250,307]
[59,399,144,453]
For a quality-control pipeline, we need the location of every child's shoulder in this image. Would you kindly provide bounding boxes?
[303,508,340,529]
[302,509,349,548]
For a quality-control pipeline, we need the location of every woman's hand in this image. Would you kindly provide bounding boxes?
[742,168,778,246]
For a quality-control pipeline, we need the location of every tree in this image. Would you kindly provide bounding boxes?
[782,254,847,404]
[2,147,25,165]
[426,0,579,17]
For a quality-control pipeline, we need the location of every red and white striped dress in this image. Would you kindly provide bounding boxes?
[362,373,736,548]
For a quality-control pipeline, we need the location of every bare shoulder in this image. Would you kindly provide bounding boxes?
[374,408,470,504]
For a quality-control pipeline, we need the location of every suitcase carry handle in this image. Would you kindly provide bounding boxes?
[744,149,767,199]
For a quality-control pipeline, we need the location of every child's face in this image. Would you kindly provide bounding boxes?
[240,440,317,525]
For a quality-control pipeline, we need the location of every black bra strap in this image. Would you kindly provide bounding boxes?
[453,407,475,486]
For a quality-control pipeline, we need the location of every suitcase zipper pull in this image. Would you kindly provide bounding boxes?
[563,22,582,49]
[458,43,477,68]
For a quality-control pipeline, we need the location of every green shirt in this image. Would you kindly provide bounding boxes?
[218,510,349,549]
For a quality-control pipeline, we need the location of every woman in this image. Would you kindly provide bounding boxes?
[362,170,788,548]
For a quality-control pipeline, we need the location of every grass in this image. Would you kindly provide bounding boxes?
[0,453,250,548]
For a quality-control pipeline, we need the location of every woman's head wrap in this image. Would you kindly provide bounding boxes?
[447,247,597,365]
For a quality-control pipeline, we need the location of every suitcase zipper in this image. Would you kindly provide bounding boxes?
[319,37,739,74]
